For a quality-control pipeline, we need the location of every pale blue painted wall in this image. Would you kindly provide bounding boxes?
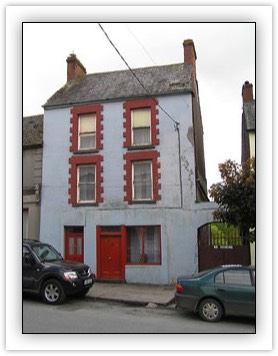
[40,94,215,284]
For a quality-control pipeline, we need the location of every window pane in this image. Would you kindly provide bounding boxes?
[133,128,151,145]
[79,114,96,149]
[79,166,95,183]
[144,226,161,263]
[79,183,95,201]
[215,272,224,283]
[69,237,74,255]
[223,270,252,285]
[78,165,96,202]
[132,108,151,145]
[77,237,82,255]
[79,114,96,133]
[80,134,96,149]
[101,226,121,232]
[133,162,152,200]
[132,108,150,128]
[127,227,142,263]
[65,226,83,234]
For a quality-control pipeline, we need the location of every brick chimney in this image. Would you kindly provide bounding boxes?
[183,39,197,76]
[242,81,254,102]
[66,53,87,82]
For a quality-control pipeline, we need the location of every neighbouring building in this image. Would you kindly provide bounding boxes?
[241,81,255,162]
[23,114,43,240]
[39,40,216,284]
[241,80,255,265]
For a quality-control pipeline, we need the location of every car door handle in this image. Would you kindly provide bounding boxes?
[217,288,226,292]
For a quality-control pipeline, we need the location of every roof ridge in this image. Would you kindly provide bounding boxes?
[85,62,185,77]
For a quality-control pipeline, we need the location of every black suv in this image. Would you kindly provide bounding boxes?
[23,240,95,304]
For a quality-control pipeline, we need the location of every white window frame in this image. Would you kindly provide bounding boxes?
[78,113,96,150]
[131,108,151,146]
[77,165,96,203]
[132,161,153,201]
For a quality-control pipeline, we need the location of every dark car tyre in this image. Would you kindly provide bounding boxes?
[198,298,223,322]
[41,279,66,305]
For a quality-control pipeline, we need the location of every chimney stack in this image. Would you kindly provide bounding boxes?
[183,39,197,76]
[242,81,254,102]
[66,53,87,82]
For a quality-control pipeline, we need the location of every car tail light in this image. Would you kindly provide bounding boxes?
[176,283,184,293]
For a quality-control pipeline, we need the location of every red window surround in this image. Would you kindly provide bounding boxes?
[68,155,104,205]
[123,98,159,148]
[70,104,104,152]
[123,150,161,202]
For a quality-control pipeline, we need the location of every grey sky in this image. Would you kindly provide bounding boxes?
[23,22,255,191]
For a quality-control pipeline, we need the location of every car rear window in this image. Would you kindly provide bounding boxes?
[215,269,252,285]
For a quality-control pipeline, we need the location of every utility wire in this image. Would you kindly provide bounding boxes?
[98,23,183,208]
[125,24,157,65]
[98,23,179,127]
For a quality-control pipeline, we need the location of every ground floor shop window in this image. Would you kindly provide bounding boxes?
[126,226,161,264]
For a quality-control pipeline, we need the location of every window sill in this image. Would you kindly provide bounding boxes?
[73,149,100,155]
[127,145,156,151]
[128,200,157,205]
[72,203,99,207]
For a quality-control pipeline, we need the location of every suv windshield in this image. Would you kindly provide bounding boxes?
[31,244,63,262]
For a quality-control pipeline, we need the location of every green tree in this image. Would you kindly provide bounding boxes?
[209,158,255,240]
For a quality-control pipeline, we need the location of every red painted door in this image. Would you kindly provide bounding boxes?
[100,235,122,279]
[65,231,84,263]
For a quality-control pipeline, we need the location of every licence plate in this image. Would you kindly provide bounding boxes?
[84,279,92,285]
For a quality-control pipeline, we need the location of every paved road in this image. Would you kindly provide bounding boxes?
[23,295,255,334]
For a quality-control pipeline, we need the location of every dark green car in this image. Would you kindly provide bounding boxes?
[175,265,255,322]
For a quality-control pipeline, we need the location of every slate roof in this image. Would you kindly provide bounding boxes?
[23,114,43,148]
[44,63,195,109]
[243,100,255,131]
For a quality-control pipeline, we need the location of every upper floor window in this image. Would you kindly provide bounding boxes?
[77,165,96,202]
[132,108,151,146]
[68,155,103,205]
[70,104,103,152]
[133,161,152,200]
[123,150,161,203]
[79,113,96,150]
[123,98,159,148]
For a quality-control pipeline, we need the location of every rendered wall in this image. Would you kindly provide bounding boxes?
[40,94,215,284]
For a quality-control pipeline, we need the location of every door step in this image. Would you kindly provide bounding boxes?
[96,278,126,284]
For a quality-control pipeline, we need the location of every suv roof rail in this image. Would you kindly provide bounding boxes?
[220,264,243,267]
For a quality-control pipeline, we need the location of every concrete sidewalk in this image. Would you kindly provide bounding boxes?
[87,282,176,306]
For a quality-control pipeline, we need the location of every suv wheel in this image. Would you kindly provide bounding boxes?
[198,298,223,322]
[41,279,66,305]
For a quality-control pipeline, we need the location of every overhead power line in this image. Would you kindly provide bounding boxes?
[97,23,179,126]
[125,24,157,65]
[98,23,184,208]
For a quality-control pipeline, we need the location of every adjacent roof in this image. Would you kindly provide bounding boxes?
[23,114,43,148]
[44,63,195,109]
[243,100,255,131]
